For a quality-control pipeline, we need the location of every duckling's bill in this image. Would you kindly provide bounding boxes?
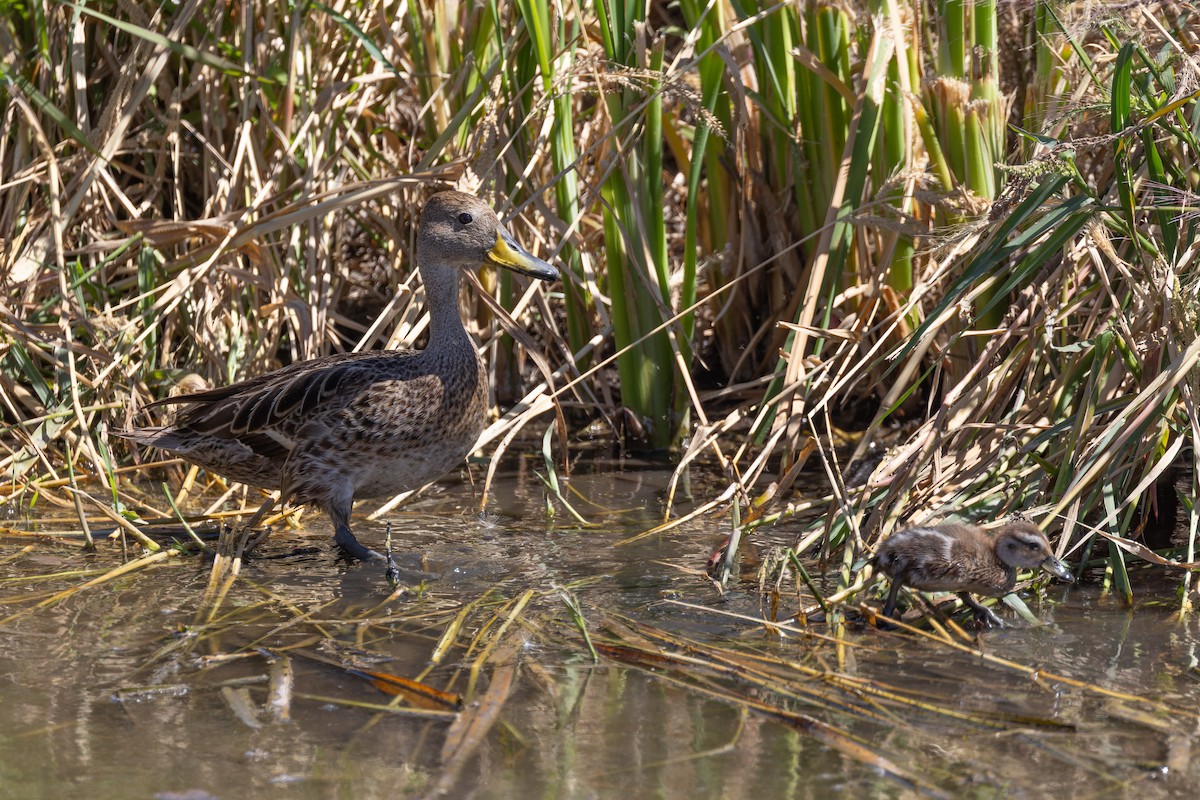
[1040,556,1074,582]
[487,227,557,280]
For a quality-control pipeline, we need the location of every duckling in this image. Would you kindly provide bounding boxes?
[873,521,1073,628]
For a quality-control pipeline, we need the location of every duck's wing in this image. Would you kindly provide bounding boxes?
[117,351,420,487]
[161,350,415,441]
[146,351,393,410]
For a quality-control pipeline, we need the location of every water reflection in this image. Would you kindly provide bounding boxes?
[0,460,1196,799]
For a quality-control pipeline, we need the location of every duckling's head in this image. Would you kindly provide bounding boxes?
[995,521,1074,582]
[417,191,557,281]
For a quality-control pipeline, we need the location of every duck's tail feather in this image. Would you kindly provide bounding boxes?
[111,427,186,451]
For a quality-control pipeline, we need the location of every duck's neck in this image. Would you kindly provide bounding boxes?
[420,261,473,353]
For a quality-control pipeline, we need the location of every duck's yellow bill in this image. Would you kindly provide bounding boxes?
[486,228,557,281]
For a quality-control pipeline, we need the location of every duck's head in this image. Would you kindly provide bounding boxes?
[417,191,557,281]
[995,521,1074,582]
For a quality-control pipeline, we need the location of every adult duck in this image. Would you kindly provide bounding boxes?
[117,191,557,561]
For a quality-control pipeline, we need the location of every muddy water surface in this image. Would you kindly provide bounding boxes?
[0,459,1197,799]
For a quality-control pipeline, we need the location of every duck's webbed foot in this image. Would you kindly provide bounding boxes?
[329,505,385,562]
[959,592,1005,628]
[333,524,386,562]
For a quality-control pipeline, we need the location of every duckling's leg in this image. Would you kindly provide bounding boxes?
[957,592,1005,628]
[879,581,904,628]
[327,503,385,562]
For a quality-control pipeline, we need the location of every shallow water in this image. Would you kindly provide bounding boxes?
[1,459,1197,799]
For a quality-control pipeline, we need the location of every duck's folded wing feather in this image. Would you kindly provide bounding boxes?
[157,351,413,440]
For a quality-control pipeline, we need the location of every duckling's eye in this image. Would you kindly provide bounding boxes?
[1025,541,1039,549]
[457,212,473,225]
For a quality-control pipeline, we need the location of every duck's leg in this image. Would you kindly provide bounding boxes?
[957,592,1005,628]
[328,502,385,562]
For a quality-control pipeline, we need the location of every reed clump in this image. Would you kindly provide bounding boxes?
[0,1,1196,608]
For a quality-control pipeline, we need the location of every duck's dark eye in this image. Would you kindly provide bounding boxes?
[457,212,473,225]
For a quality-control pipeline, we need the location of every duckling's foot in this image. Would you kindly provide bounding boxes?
[972,607,1006,629]
[958,592,1005,629]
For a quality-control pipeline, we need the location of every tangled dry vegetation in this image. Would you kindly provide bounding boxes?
[0,1,1198,612]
